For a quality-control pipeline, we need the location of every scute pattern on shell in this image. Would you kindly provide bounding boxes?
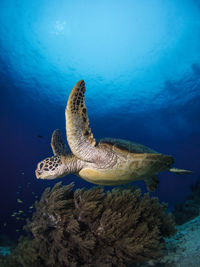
[98,137,158,154]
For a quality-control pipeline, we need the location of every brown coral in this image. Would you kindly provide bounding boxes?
[0,237,42,267]
[4,183,176,267]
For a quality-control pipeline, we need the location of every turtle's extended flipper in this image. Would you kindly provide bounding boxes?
[51,129,69,156]
[145,175,159,192]
[65,80,107,163]
[169,168,193,175]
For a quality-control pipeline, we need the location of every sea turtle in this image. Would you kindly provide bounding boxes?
[35,80,192,191]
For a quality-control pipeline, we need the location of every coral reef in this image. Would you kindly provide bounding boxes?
[0,246,10,256]
[173,178,200,225]
[157,215,200,267]
[0,237,41,267]
[2,182,176,267]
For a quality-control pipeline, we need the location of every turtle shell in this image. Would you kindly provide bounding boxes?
[97,138,158,154]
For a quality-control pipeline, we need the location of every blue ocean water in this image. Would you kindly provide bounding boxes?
[0,0,200,257]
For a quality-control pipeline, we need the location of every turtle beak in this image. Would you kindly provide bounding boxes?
[35,169,42,179]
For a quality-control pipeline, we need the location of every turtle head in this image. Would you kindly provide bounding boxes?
[35,156,66,180]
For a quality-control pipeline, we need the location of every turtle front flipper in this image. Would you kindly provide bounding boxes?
[65,80,107,163]
[51,129,69,156]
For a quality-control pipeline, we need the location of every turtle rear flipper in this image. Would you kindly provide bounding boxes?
[65,80,108,163]
[145,175,159,192]
[169,168,193,175]
[51,129,69,156]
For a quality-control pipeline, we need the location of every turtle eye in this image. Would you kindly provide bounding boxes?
[39,162,44,169]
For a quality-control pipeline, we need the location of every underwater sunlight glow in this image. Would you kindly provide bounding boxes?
[0,0,200,113]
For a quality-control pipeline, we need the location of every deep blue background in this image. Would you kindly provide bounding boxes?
[0,0,200,242]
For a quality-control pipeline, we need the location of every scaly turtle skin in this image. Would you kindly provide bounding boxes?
[35,80,192,191]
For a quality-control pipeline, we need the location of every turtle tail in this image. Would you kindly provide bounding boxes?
[169,168,193,175]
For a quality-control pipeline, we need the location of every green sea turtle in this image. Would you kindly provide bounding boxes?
[35,80,192,191]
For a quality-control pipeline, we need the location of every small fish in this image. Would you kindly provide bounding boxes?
[29,205,34,209]
[3,223,7,227]
[17,198,23,203]
[21,172,25,175]
[18,210,24,214]
[37,135,43,138]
